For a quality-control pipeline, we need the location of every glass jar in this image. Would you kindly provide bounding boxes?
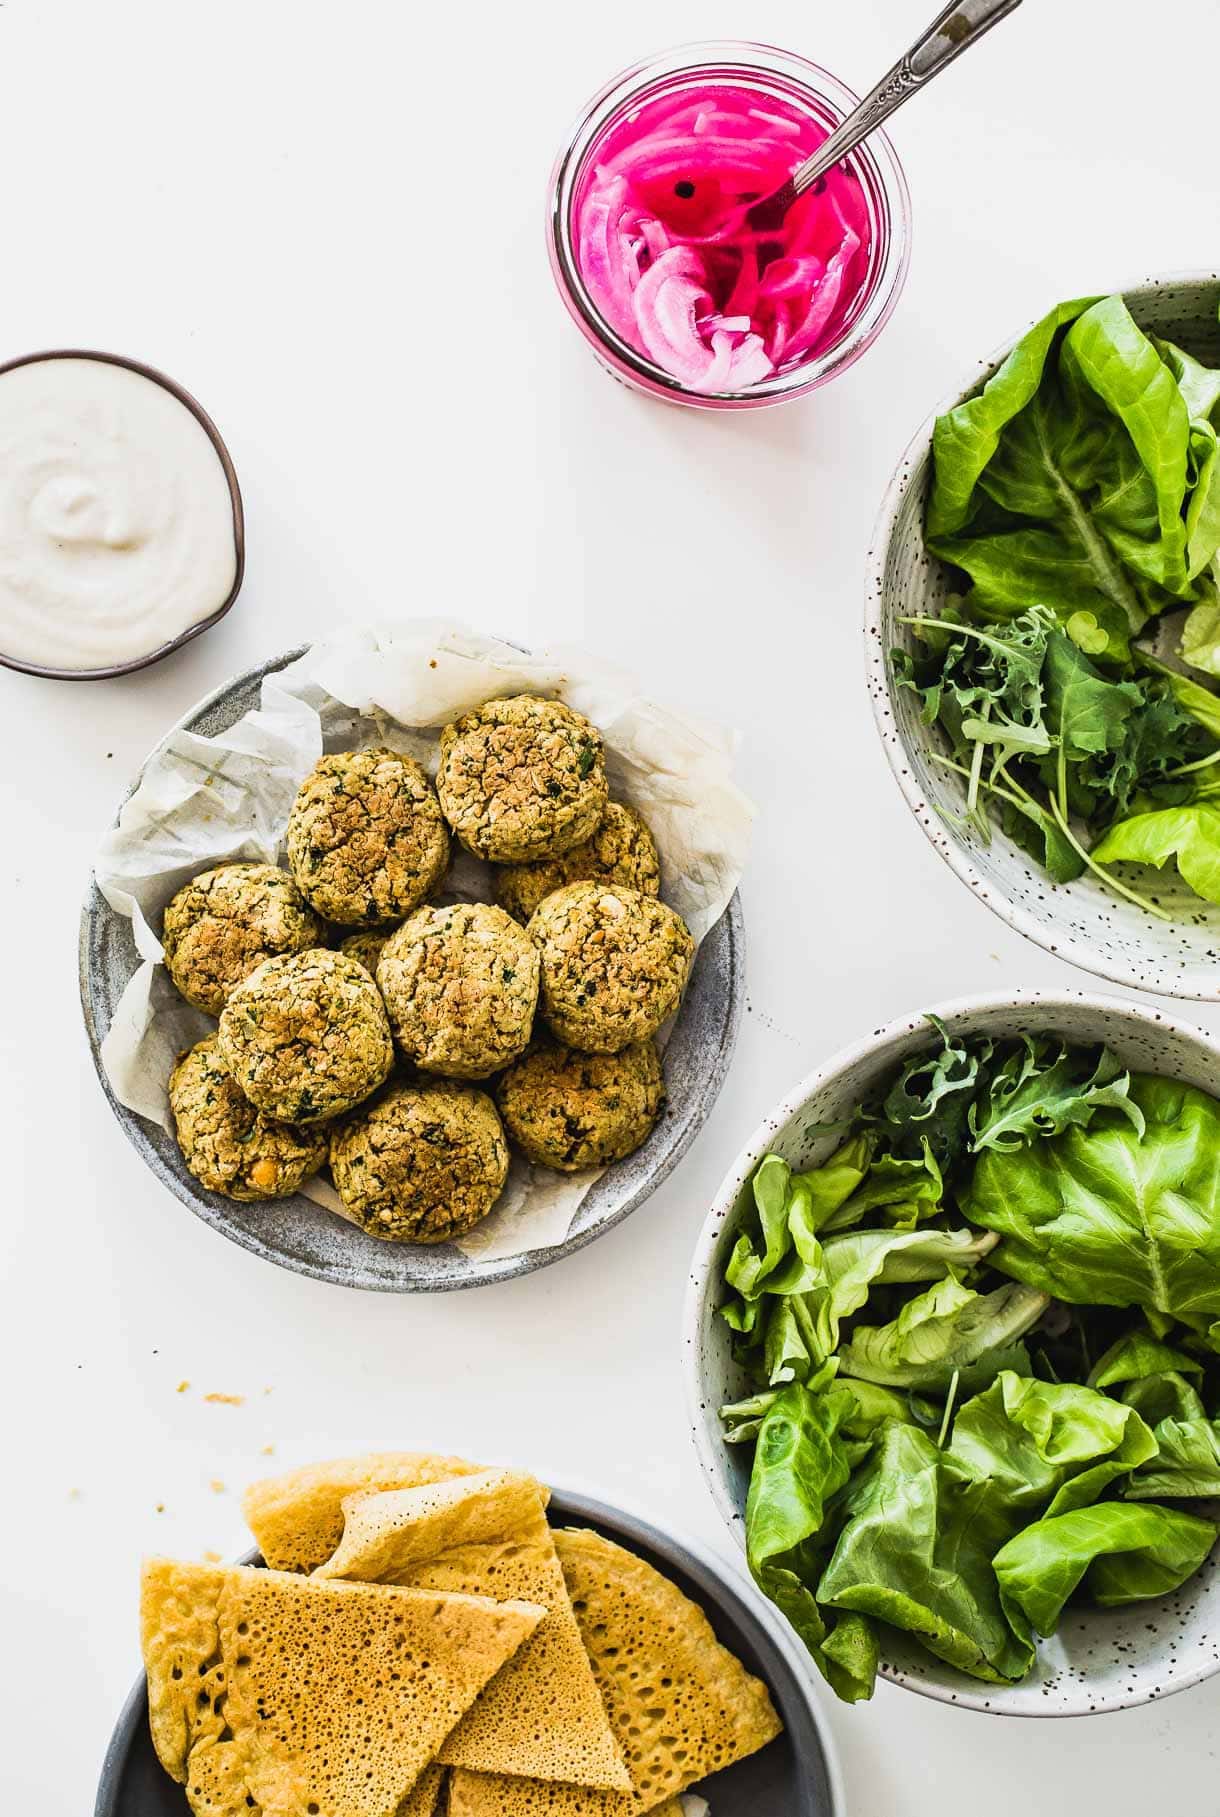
[547,41,911,411]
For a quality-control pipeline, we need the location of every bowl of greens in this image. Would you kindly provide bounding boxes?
[684,990,1220,1715]
[868,275,1220,999]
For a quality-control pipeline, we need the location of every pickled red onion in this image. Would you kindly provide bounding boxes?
[573,85,871,393]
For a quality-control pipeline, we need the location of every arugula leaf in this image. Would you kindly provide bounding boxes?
[1127,1417,1220,1499]
[969,1036,1143,1154]
[745,1384,878,1702]
[838,1278,1049,1392]
[1090,802,1220,904]
[871,1017,994,1171]
[963,1073,1220,1332]
[818,1423,1036,1684]
[993,1502,1218,1635]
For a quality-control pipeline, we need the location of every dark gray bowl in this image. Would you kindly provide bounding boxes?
[79,647,745,1292]
[93,1486,840,1817]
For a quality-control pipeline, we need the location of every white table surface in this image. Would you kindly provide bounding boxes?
[3,1,1219,1811]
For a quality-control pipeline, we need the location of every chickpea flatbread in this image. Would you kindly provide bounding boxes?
[141,1558,543,1817]
[244,1452,486,1574]
[316,1472,631,1792]
[448,1528,781,1816]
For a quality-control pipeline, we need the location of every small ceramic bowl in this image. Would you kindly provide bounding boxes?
[0,348,244,682]
[867,274,1220,1000]
[684,989,1220,1716]
[93,1483,843,1817]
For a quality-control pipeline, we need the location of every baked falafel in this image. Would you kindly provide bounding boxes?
[161,863,325,1015]
[217,948,394,1123]
[168,1036,327,1201]
[338,928,394,976]
[495,1037,665,1171]
[286,747,450,927]
[493,801,661,923]
[329,1080,509,1242]
[529,882,694,1053]
[436,695,608,863]
[376,902,539,1079]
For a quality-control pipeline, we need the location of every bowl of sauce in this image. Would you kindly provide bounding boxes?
[548,42,911,410]
[0,350,243,680]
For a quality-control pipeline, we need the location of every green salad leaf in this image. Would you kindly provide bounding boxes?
[927,295,1220,661]
[970,1035,1143,1153]
[720,1022,1220,1703]
[745,1384,878,1702]
[993,1502,1218,1635]
[963,1073,1220,1332]
[947,1371,1156,1519]
[1087,1328,1203,1390]
[1127,1417,1220,1499]
[1090,802,1220,903]
[837,1278,1048,1391]
[818,1423,1036,1684]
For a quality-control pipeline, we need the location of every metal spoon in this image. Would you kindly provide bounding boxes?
[746,0,1024,234]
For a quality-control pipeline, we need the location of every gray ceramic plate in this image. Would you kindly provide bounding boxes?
[685,990,1220,1716]
[93,1484,841,1817]
[80,647,745,1292]
[867,273,1220,1001]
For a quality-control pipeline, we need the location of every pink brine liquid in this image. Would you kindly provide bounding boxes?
[574,82,873,394]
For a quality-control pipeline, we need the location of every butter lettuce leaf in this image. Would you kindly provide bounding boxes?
[745,1384,878,1702]
[993,1502,1218,1635]
[818,1424,1036,1684]
[962,1073,1220,1332]
[837,1277,1048,1391]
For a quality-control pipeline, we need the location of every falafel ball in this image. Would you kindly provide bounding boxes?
[436,695,608,863]
[529,882,694,1053]
[161,863,325,1015]
[329,1080,509,1243]
[285,747,450,928]
[338,928,394,976]
[217,948,393,1124]
[169,1036,327,1202]
[494,801,661,924]
[496,1037,665,1171]
[376,902,539,1079]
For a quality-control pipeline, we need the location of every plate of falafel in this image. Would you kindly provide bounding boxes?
[81,625,751,1291]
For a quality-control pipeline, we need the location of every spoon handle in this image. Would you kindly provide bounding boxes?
[789,0,1024,195]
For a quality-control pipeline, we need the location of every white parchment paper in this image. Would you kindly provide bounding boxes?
[95,621,754,1262]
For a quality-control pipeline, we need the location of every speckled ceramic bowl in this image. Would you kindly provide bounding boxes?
[867,274,1220,1001]
[684,989,1220,1716]
[80,647,744,1293]
[94,1484,842,1817]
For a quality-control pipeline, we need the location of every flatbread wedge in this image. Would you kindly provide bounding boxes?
[243,1452,484,1572]
[141,1557,543,1817]
[446,1526,782,1816]
[316,1472,631,1793]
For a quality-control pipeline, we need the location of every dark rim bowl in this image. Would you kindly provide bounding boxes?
[79,645,746,1292]
[0,347,244,681]
[94,1482,843,1817]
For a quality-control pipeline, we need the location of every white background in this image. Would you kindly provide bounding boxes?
[2,1,1219,1812]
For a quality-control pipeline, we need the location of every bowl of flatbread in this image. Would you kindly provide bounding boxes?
[96,1452,841,1817]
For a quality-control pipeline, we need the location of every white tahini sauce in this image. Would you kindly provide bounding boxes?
[0,356,238,671]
